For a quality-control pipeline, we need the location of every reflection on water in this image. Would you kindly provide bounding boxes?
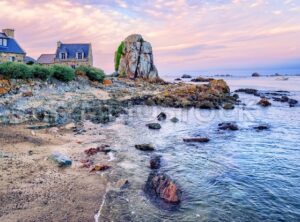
[97,79,300,221]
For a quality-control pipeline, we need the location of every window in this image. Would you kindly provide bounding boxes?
[0,39,7,46]
[9,56,15,62]
[77,52,83,60]
[60,53,66,60]
[71,65,76,69]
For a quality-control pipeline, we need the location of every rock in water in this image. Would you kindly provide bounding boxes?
[50,151,72,167]
[258,98,271,107]
[150,155,161,169]
[170,117,179,123]
[157,112,167,121]
[117,34,159,79]
[146,123,161,130]
[145,173,181,204]
[218,122,239,131]
[183,138,210,143]
[252,72,260,77]
[135,144,155,151]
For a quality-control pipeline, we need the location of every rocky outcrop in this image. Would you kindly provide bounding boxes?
[117,34,159,79]
[258,98,271,107]
[0,79,11,95]
[145,173,181,204]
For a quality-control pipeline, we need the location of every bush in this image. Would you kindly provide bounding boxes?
[114,41,124,71]
[51,65,75,82]
[75,66,105,83]
[0,62,33,79]
[31,65,52,81]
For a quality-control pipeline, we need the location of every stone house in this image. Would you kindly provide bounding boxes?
[0,29,26,63]
[38,41,93,68]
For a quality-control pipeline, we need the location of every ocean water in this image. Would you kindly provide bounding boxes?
[98,77,300,221]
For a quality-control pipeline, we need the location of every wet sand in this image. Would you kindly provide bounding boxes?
[0,124,113,222]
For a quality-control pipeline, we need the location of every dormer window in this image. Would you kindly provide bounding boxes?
[60,52,66,60]
[77,52,83,60]
[0,38,7,46]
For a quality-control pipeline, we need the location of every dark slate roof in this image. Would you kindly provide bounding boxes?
[24,56,36,64]
[37,54,55,64]
[0,32,26,54]
[55,43,90,59]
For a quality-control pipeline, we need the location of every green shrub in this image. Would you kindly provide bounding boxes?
[0,62,33,79]
[75,66,105,83]
[51,65,75,82]
[114,41,124,71]
[31,65,52,81]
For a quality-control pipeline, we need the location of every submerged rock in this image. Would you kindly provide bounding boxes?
[117,34,159,79]
[146,123,161,130]
[223,103,235,110]
[145,173,181,204]
[150,155,161,169]
[157,112,167,121]
[50,151,72,167]
[288,99,298,107]
[181,74,191,79]
[183,138,210,143]
[235,88,259,96]
[258,98,271,107]
[254,124,270,131]
[252,72,260,77]
[218,122,239,131]
[135,144,155,151]
[191,77,214,82]
[170,117,179,123]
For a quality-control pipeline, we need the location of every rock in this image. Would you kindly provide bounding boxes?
[64,122,76,130]
[117,34,159,79]
[252,72,260,77]
[145,173,181,204]
[209,79,230,94]
[135,144,155,151]
[146,123,161,130]
[0,79,11,95]
[157,112,167,121]
[150,155,161,169]
[22,91,33,97]
[181,74,192,78]
[103,79,112,86]
[80,159,93,168]
[174,78,182,81]
[183,137,210,143]
[235,88,259,96]
[50,151,72,167]
[170,117,179,123]
[258,98,271,107]
[288,99,298,107]
[116,179,129,189]
[84,145,111,156]
[254,124,270,131]
[28,150,33,156]
[191,77,214,82]
[89,164,111,172]
[232,94,239,99]
[223,103,234,110]
[218,122,239,131]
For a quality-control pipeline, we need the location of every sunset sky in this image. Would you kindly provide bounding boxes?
[0,0,300,75]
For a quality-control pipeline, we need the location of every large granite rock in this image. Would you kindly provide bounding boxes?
[117,34,159,79]
[0,79,11,95]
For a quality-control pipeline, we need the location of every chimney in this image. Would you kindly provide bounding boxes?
[57,41,62,48]
[2,29,14,38]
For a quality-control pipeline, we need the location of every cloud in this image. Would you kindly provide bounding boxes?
[0,0,300,74]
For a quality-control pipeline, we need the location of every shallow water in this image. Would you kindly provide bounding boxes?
[98,77,300,221]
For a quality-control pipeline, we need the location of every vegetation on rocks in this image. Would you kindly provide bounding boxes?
[0,62,33,79]
[75,66,105,83]
[31,65,52,80]
[115,41,125,72]
[51,65,75,82]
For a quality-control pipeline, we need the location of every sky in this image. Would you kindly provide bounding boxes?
[0,0,300,75]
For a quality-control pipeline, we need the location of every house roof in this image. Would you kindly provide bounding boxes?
[0,32,26,54]
[55,43,90,59]
[24,56,36,64]
[37,54,55,64]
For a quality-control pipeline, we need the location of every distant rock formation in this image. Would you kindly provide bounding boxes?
[116,34,159,79]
